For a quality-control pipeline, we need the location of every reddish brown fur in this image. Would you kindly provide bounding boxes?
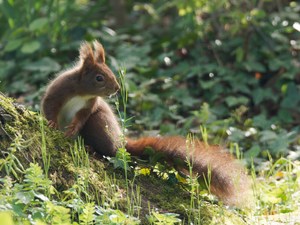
[80,97,122,155]
[41,41,252,207]
[41,41,119,135]
[126,136,251,206]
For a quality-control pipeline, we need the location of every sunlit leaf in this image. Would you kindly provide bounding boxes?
[16,191,34,204]
[250,9,266,19]
[8,18,14,28]
[0,212,14,225]
[137,167,151,176]
[7,0,14,6]
[21,41,41,54]
[29,18,48,31]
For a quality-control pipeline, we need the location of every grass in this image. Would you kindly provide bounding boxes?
[253,158,300,218]
[0,73,299,224]
[39,115,50,178]
[0,119,299,224]
[184,133,213,225]
[113,68,143,218]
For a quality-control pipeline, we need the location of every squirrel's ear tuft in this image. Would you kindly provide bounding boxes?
[93,40,105,63]
[79,41,94,65]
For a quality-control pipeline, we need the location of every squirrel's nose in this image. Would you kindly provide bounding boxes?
[115,83,120,92]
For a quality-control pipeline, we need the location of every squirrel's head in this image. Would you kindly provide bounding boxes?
[77,40,120,97]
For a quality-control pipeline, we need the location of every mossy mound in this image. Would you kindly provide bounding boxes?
[0,94,248,224]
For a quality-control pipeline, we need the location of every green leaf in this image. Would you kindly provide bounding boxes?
[252,88,276,105]
[0,212,14,225]
[4,39,23,52]
[250,9,266,19]
[277,108,293,123]
[29,18,48,31]
[7,0,14,6]
[193,102,217,124]
[109,213,126,223]
[200,80,216,89]
[0,60,15,78]
[148,212,181,224]
[16,191,34,204]
[228,128,245,142]
[243,61,266,72]
[8,18,14,28]
[234,46,244,63]
[269,136,289,154]
[271,32,289,43]
[260,130,277,142]
[23,57,61,72]
[21,41,41,54]
[136,167,151,176]
[11,202,26,217]
[79,203,95,224]
[268,58,288,71]
[225,96,249,107]
[34,193,49,202]
[253,114,273,129]
[111,148,131,170]
[281,83,300,109]
[244,145,261,158]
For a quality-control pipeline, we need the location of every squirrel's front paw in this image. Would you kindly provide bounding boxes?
[65,123,79,137]
[48,120,58,129]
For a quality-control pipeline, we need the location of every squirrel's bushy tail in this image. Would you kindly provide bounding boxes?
[126,136,252,207]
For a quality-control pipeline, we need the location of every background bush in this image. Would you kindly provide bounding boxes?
[0,0,299,161]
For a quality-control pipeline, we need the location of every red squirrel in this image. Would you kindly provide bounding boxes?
[41,40,252,207]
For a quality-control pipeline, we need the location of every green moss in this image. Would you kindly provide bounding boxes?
[0,94,248,224]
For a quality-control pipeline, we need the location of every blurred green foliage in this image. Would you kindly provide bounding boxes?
[0,0,299,160]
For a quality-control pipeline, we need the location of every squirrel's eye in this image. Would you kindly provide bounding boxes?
[96,74,104,82]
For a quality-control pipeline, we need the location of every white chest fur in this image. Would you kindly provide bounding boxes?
[58,96,91,130]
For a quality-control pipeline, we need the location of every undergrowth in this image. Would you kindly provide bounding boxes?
[0,0,299,223]
[0,70,299,224]
[1,132,299,224]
